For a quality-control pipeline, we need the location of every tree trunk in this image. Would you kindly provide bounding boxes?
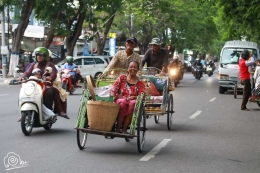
[43,11,63,48]
[8,0,34,76]
[66,1,86,56]
[95,11,116,55]
[43,27,55,48]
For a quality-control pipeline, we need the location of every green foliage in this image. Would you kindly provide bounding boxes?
[215,0,260,44]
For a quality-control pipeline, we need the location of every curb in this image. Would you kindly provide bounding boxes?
[0,78,16,85]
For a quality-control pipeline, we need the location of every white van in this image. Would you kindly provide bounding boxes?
[218,40,259,94]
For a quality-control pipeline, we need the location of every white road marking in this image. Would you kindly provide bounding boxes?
[0,94,9,97]
[139,139,172,161]
[209,97,216,102]
[189,110,202,119]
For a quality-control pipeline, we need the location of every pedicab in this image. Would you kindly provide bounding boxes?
[141,67,174,130]
[75,69,146,153]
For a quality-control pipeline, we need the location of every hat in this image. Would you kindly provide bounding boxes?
[149,38,162,45]
[126,37,137,45]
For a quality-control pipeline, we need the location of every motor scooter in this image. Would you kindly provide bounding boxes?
[18,67,57,136]
[206,64,213,77]
[61,69,77,94]
[194,66,203,80]
[168,67,181,87]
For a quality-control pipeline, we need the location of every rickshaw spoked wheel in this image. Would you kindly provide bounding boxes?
[137,104,146,153]
[167,94,174,130]
[77,121,88,150]
[154,116,159,124]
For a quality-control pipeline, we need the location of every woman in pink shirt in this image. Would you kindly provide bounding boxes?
[111,61,145,133]
[239,49,251,111]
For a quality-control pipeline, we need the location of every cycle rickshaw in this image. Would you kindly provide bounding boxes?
[75,69,146,153]
[141,67,174,130]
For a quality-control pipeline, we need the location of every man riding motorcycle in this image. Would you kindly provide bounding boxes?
[168,55,183,80]
[62,56,82,88]
[192,58,203,77]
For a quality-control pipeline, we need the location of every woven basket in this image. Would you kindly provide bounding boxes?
[87,100,119,131]
[86,75,96,100]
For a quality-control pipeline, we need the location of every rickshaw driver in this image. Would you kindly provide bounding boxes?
[141,38,169,75]
[103,37,142,76]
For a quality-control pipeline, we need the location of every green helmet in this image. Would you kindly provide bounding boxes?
[66,56,73,63]
[34,47,49,61]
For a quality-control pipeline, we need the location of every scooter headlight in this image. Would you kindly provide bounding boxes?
[170,69,176,75]
[24,82,35,96]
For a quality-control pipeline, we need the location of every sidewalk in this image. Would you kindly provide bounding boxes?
[0,76,16,85]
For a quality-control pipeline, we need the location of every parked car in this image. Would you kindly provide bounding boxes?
[55,56,109,79]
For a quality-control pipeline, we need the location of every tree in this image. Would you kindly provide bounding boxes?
[34,0,88,56]
[215,0,260,43]
[1,0,35,76]
[86,0,123,55]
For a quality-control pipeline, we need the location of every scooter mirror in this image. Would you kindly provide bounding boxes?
[45,67,53,73]
[15,67,20,73]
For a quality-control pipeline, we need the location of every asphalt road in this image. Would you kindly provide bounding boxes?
[0,71,260,173]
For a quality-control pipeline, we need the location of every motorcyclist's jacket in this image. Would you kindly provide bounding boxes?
[22,61,57,82]
[63,63,77,76]
[193,62,203,67]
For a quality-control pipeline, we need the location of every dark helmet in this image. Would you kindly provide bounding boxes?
[66,56,73,63]
[34,47,49,62]
[32,68,42,76]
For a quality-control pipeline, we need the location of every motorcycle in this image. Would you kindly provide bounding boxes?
[18,67,57,136]
[61,69,77,94]
[193,66,203,80]
[169,67,181,87]
[206,65,213,77]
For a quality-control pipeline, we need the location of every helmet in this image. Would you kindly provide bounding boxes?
[196,58,200,61]
[66,56,73,63]
[34,47,49,61]
[32,68,42,76]
[173,55,179,63]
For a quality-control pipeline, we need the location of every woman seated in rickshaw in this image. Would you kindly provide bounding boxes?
[111,61,145,133]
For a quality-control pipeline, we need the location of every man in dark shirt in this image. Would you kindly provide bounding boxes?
[142,38,169,74]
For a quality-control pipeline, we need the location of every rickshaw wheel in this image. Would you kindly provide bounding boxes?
[257,102,260,107]
[167,94,174,130]
[234,84,237,99]
[137,104,146,153]
[77,122,88,150]
[154,116,159,124]
[125,138,130,142]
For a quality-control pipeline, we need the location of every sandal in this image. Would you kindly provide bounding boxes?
[17,117,21,122]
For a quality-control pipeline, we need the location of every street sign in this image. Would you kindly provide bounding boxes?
[1,46,9,55]
[109,33,116,39]
[109,38,116,56]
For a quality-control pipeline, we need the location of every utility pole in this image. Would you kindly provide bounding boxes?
[130,13,134,37]
[1,7,8,78]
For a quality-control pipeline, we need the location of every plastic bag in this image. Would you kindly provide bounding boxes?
[42,104,55,120]
[146,81,160,96]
